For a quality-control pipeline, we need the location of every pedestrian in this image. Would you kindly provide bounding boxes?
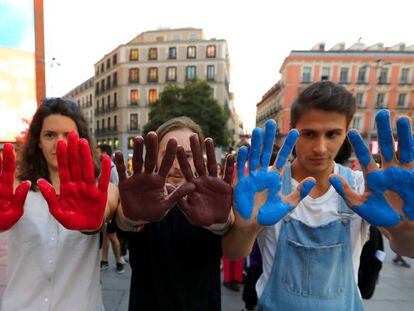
[97,144,125,274]
[115,116,235,311]
[0,98,118,310]
[223,81,414,310]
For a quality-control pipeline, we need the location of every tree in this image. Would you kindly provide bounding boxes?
[144,79,230,147]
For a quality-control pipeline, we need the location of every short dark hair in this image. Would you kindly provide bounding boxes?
[290,81,356,127]
[18,98,98,190]
[98,144,113,157]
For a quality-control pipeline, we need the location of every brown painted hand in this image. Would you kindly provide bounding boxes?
[176,135,235,227]
[115,132,195,222]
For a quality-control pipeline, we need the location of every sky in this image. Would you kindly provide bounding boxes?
[43,0,414,132]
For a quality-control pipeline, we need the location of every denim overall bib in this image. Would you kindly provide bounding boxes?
[258,164,363,311]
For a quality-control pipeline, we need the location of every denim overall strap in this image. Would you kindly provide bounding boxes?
[258,162,363,311]
[337,164,356,216]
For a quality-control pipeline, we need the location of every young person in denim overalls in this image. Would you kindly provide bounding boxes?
[223,81,414,311]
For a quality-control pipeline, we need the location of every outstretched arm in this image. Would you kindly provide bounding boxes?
[223,120,315,259]
[329,110,414,257]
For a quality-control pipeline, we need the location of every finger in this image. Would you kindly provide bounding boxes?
[56,140,71,185]
[260,120,276,170]
[0,143,15,190]
[98,155,111,193]
[223,154,235,184]
[205,138,217,177]
[190,134,206,176]
[177,146,194,182]
[79,139,95,184]
[376,109,397,167]
[158,139,178,178]
[67,131,82,181]
[396,117,413,167]
[165,184,176,194]
[37,178,59,211]
[249,128,263,173]
[328,174,364,207]
[165,182,196,206]
[283,177,315,206]
[132,136,144,175]
[236,146,248,180]
[348,130,377,172]
[114,151,127,182]
[144,132,158,174]
[274,129,299,171]
[12,181,31,210]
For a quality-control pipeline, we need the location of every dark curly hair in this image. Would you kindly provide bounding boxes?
[17,98,99,190]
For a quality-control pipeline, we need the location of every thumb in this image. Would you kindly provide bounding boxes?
[12,181,31,211]
[165,182,195,206]
[283,177,316,207]
[328,174,362,208]
[37,178,59,213]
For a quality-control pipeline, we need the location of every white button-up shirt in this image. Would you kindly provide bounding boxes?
[0,191,104,311]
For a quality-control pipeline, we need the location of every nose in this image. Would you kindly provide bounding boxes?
[313,136,328,154]
[171,157,180,170]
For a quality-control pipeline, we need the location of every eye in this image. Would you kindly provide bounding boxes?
[326,132,339,139]
[44,132,55,138]
[301,131,313,138]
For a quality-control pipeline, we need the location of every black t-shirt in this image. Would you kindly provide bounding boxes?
[126,205,222,311]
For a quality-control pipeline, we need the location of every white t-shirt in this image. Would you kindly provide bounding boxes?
[0,191,104,311]
[256,164,370,298]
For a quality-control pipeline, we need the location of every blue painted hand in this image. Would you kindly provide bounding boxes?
[329,110,414,227]
[234,120,315,226]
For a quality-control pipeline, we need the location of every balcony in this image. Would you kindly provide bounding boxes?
[95,103,119,116]
[95,126,119,137]
[127,125,140,133]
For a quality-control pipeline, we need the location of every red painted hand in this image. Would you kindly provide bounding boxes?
[176,135,235,227]
[37,132,110,231]
[115,132,195,222]
[0,143,31,231]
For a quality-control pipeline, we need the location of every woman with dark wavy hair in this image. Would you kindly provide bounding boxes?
[0,98,118,311]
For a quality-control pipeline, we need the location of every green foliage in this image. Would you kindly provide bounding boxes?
[144,79,230,147]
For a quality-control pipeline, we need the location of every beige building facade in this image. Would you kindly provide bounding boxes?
[66,28,241,157]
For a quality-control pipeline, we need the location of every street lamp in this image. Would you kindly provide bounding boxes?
[50,57,61,97]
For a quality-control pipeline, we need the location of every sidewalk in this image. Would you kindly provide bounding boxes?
[0,234,413,310]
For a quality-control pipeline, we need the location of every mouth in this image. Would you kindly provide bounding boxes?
[309,158,329,164]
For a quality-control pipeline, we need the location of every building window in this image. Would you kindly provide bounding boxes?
[113,72,118,87]
[206,45,216,58]
[114,137,119,149]
[190,33,199,40]
[352,116,363,131]
[106,59,110,69]
[186,66,196,80]
[107,117,111,130]
[166,66,177,81]
[130,90,139,105]
[376,92,386,108]
[302,66,312,83]
[400,68,410,84]
[112,54,117,65]
[130,113,138,130]
[106,76,111,89]
[339,68,349,84]
[172,34,181,41]
[129,68,139,83]
[96,120,100,131]
[357,67,367,84]
[130,49,139,61]
[207,65,215,81]
[168,47,177,59]
[321,67,330,80]
[379,68,388,84]
[114,92,117,106]
[148,48,158,60]
[107,139,113,147]
[100,63,104,73]
[148,67,158,82]
[149,89,158,104]
[187,46,197,59]
[102,118,105,130]
[102,97,105,109]
[101,80,105,92]
[107,95,111,108]
[114,115,118,129]
[356,92,365,108]
[397,93,408,108]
